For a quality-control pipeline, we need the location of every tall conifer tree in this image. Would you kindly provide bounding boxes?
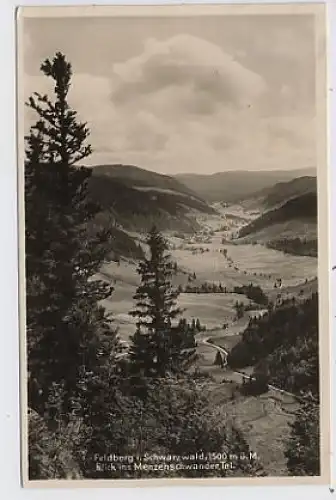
[25,52,119,417]
[129,226,196,379]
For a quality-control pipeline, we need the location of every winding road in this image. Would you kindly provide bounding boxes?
[115,312,309,406]
[199,335,305,403]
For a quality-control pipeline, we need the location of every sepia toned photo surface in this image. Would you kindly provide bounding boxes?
[17,3,330,488]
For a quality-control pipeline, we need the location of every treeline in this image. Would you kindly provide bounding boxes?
[228,293,319,399]
[177,318,206,333]
[179,282,228,294]
[233,284,268,306]
[179,282,268,309]
[185,246,211,254]
[228,293,320,476]
[233,300,267,321]
[25,53,264,480]
[266,238,317,257]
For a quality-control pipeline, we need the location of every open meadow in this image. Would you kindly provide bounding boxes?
[97,210,317,343]
[171,235,316,290]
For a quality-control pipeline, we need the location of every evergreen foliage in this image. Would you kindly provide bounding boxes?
[228,293,319,398]
[129,226,196,378]
[285,400,320,476]
[267,238,317,257]
[214,351,224,367]
[234,301,245,320]
[80,378,265,479]
[25,52,119,418]
[233,283,268,306]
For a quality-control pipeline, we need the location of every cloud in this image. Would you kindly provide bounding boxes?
[24,72,118,151]
[24,34,315,173]
[112,35,267,111]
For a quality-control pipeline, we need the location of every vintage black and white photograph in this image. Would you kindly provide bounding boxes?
[18,4,330,486]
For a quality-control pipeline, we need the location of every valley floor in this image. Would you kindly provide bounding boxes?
[97,204,317,476]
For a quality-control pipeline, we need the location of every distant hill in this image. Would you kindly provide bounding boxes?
[240,175,317,213]
[239,192,317,238]
[237,192,317,257]
[87,164,216,240]
[94,164,203,200]
[256,176,317,209]
[176,168,316,203]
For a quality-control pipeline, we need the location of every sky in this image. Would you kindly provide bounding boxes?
[23,13,317,175]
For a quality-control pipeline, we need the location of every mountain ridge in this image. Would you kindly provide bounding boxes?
[87,164,216,247]
[93,164,204,201]
[176,168,316,203]
[236,192,317,256]
[256,176,316,209]
[238,192,317,238]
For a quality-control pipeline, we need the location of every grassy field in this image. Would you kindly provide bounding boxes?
[190,374,299,476]
[178,292,250,329]
[99,262,253,337]
[226,393,297,476]
[205,382,299,476]
[98,225,317,341]
[170,236,316,291]
[267,277,318,302]
[225,242,316,286]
